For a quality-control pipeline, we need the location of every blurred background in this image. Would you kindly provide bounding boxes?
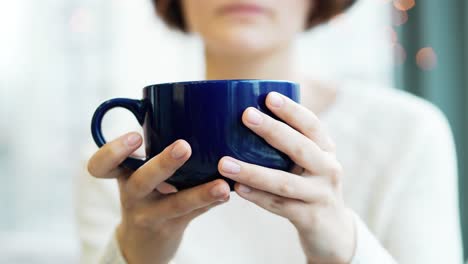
[0,0,466,263]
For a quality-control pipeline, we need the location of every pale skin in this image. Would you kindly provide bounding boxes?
[87,0,356,263]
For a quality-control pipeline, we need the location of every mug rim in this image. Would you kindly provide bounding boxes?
[143,79,299,90]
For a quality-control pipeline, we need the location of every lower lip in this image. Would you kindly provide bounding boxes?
[220,5,266,16]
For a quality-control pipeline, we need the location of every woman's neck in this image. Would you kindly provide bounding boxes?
[204,44,299,81]
[203,45,338,115]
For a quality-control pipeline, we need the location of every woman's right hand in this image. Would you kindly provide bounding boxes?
[87,132,231,264]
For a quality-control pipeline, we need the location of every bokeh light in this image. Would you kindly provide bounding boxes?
[385,26,399,43]
[416,47,438,70]
[393,43,407,65]
[392,9,408,26]
[393,0,416,11]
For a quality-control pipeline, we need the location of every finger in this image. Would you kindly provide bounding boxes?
[265,92,335,152]
[148,179,230,221]
[126,140,191,200]
[156,182,178,194]
[87,132,142,178]
[234,183,305,221]
[242,107,337,174]
[106,167,133,180]
[219,157,329,202]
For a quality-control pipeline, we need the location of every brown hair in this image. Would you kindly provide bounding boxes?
[153,0,357,32]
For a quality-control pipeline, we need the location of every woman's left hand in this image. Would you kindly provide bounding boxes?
[218,92,356,264]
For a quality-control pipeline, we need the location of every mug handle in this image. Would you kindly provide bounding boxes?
[91,98,148,170]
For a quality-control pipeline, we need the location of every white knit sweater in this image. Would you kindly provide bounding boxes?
[75,80,464,263]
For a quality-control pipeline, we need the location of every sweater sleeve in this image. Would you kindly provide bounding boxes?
[350,106,463,263]
[74,159,122,264]
[349,211,397,263]
[99,232,127,264]
[99,232,176,264]
[75,155,177,264]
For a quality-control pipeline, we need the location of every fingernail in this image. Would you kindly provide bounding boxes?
[246,108,263,125]
[268,92,284,108]
[126,133,141,147]
[221,159,241,174]
[157,183,178,194]
[238,184,251,193]
[171,141,187,159]
[211,184,229,199]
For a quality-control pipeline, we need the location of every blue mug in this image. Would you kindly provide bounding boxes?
[91,79,300,190]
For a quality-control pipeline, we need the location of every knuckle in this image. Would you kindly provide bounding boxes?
[198,187,217,205]
[132,211,167,233]
[240,163,251,177]
[133,213,152,229]
[104,146,124,169]
[262,118,279,139]
[105,144,121,160]
[87,159,98,176]
[278,175,294,197]
[241,170,255,186]
[131,176,152,196]
[303,118,319,138]
[200,190,215,203]
[325,160,343,186]
[268,196,286,211]
[316,189,335,207]
[270,120,283,136]
[158,153,178,173]
[172,195,189,213]
[292,144,306,161]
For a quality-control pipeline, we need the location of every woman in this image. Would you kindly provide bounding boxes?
[76,0,464,263]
